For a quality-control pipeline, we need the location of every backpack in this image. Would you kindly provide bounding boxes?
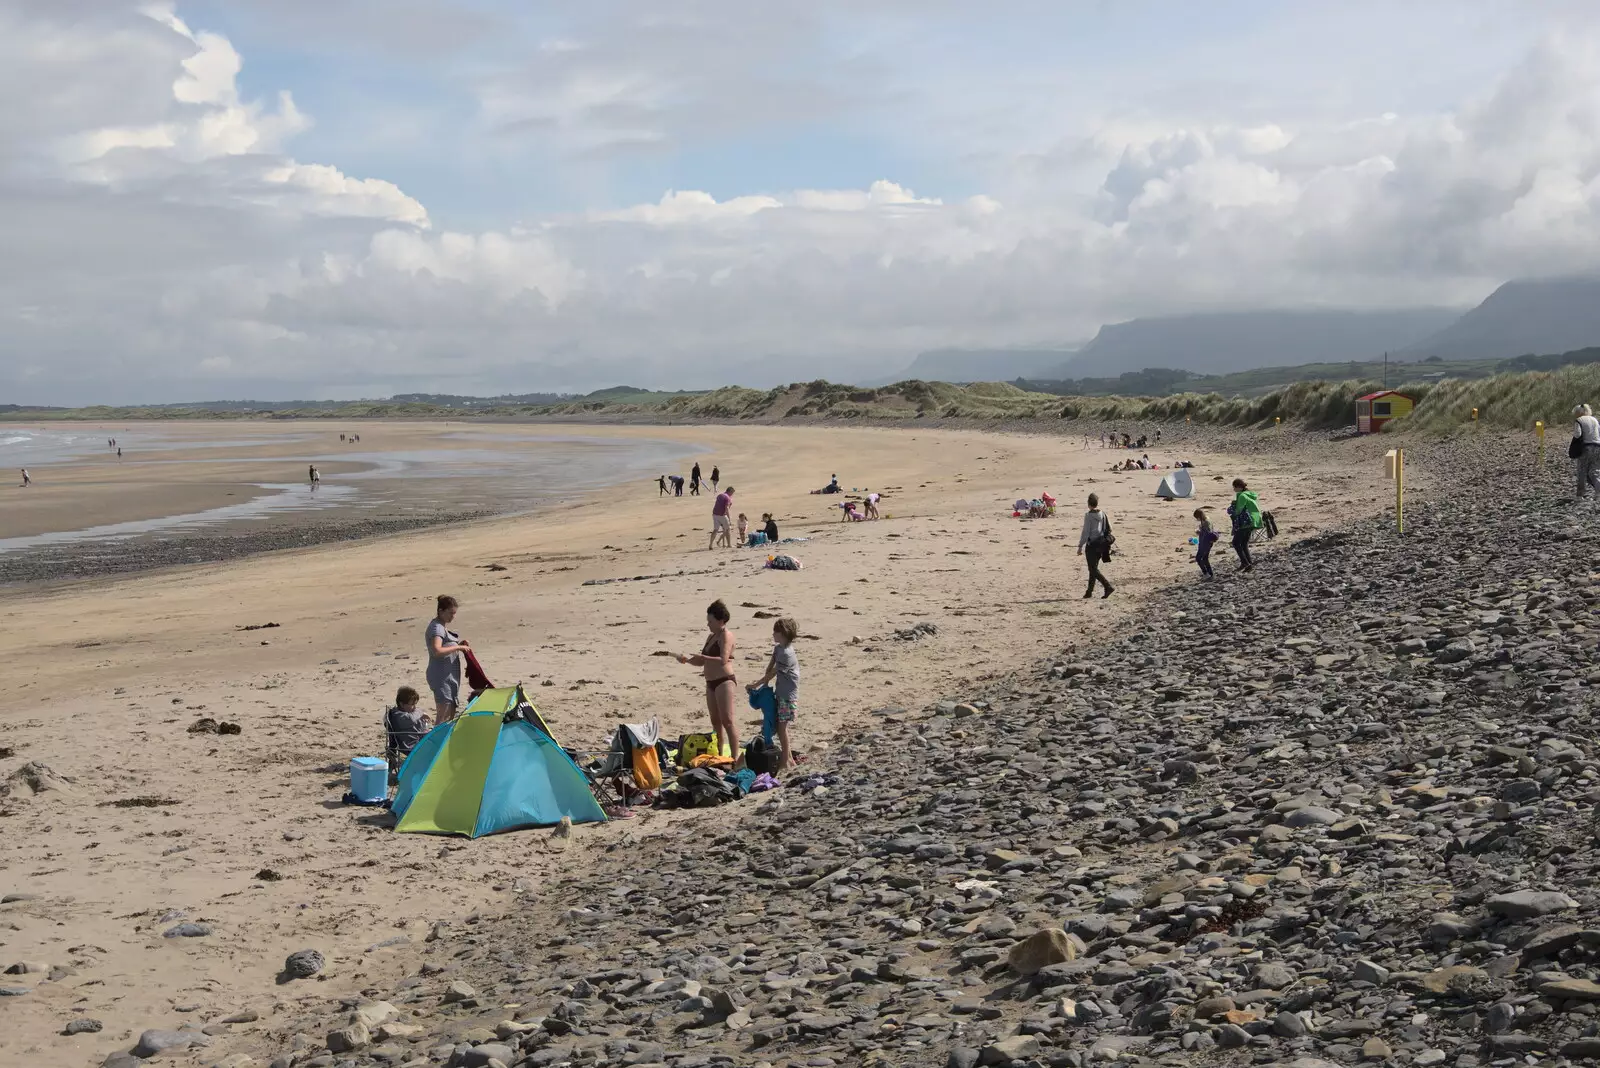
[744,736,782,776]
[1261,511,1278,539]
[677,732,720,766]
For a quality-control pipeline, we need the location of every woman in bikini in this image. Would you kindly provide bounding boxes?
[677,599,740,763]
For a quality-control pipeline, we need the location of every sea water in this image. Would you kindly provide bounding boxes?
[0,430,702,553]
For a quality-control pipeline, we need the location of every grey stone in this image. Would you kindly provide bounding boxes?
[282,949,324,979]
[133,1030,210,1058]
[1486,890,1577,919]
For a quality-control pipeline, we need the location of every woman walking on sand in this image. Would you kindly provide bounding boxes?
[1077,493,1114,599]
[678,600,740,762]
[425,595,470,724]
[1573,404,1600,498]
[1227,478,1262,571]
[710,465,720,493]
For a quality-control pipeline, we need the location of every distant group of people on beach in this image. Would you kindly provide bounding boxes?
[658,462,720,497]
[1077,476,1266,597]
[654,459,792,550]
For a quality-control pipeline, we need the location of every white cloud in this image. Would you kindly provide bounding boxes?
[13,4,1600,401]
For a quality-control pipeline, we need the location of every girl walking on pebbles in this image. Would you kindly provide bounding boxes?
[1077,492,1114,598]
[1193,507,1218,579]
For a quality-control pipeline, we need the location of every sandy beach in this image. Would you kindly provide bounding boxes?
[0,421,1398,1066]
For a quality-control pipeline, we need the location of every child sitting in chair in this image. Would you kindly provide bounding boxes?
[385,686,431,774]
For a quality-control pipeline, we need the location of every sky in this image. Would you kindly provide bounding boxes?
[8,0,1600,403]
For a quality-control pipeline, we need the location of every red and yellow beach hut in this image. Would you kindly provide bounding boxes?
[1355,390,1414,434]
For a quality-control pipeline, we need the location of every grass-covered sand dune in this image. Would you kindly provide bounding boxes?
[8,363,1600,433]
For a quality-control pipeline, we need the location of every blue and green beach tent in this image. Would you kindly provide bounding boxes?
[392,685,606,837]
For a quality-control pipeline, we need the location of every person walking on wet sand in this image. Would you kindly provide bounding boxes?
[426,595,470,725]
[709,486,735,549]
[19,468,30,487]
[658,474,669,497]
[116,446,122,460]
[1227,478,1262,571]
[1077,492,1114,599]
[691,462,702,496]
[710,465,720,492]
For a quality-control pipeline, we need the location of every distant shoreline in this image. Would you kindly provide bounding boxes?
[5,359,1599,432]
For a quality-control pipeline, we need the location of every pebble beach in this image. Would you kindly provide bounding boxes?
[0,418,1469,1068]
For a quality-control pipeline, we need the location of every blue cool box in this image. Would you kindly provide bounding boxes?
[349,757,389,803]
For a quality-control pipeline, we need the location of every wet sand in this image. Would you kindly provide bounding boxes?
[0,422,1396,1066]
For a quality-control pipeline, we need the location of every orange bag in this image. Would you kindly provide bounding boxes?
[630,743,663,790]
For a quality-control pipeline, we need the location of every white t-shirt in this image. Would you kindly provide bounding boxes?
[1578,414,1600,445]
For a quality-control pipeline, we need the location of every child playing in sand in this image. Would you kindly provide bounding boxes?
[1194,507,1218,579]
[384,685,431,770]
[864,491,880,519]
[737,512,749,545]
[748,617,800,773]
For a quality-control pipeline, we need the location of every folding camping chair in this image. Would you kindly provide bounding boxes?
[567,719,665,817]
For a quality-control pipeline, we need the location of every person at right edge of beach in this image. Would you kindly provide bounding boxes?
[1573,403,1600,499]
[1227,478,1263,572]
[425,595,470,725]
[1077,492,1114,599]
[677,599,741,765]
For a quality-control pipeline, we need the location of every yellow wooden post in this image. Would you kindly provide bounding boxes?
[1274,416,1281,427]
[1396,448,1404,534]
[1385,449,1404,533]
[1536,420,1545,464]
[1471,407,1479,431]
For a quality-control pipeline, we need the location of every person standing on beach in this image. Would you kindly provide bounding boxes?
[691,462,702,496]
[1193,507,1218,579]
[1573,404,1600,498]
[1077,492,1114,599]
[1227,478,1262,571]
[748,617,801,773]
[116,446,122,460]
[677,600,740,764]
[710,465,720,492]
[19,468,30,487]
[709,486,735,549]
[658,474,668,497]
[425,595,469,725]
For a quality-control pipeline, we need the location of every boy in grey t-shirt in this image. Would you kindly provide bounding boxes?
[747,617,801,773]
